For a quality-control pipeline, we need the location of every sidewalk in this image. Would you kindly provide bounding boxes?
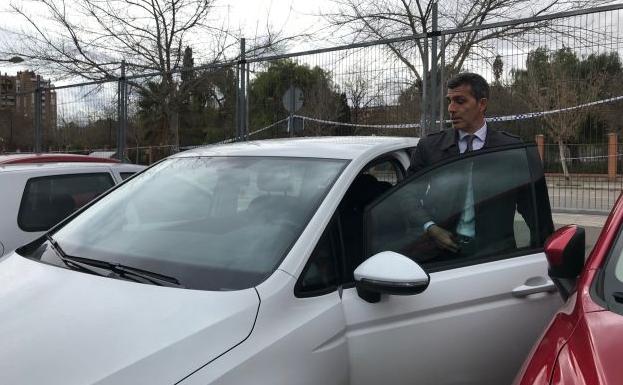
[547,182,623,191]
[546,174,623,191]
[552,212,607,228]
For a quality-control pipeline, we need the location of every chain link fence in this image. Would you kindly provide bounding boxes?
[2,4,623,212]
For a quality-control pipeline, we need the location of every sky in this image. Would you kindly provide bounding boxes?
[2,0,623,90]
[0,0,337,122]
[231,0,329,35]
[0,0,333,77]
[3,0,623,126]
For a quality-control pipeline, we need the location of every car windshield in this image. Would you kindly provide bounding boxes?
[613,244,623,285]
[45,156,347,291]
[600,214,623,309]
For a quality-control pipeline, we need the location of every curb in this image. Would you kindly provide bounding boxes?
[547,184,623,191]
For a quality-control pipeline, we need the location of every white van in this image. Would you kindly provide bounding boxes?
[0,161,144,256]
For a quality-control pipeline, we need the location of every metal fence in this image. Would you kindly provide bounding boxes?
[2,4,623,212]
[542,141,623,212]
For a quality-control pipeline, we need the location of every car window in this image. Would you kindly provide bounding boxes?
[362,159,402,186]
[295,219,340,297]
[364,146,552,273]
[601,221,623,314]
[44,157,347,291]
[120,172,135,180]
[339,158,402,280]
[18,173,115,232]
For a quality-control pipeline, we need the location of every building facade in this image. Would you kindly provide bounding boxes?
[0,71,57,151]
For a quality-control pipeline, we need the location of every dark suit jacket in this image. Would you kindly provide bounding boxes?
[408,128,523,172]
[406,128,548,257]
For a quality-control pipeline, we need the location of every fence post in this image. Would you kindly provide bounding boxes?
[235,61,239,139]
[236,38,247,140]
[430,2,439,130]
[116,61,127,161]
[288,81,295,137]
[439,34,445,131]
[608,132,618,181]
[241,38,247,139]
[535,134,545,162]
[34,75,42,152]
[420,34,429,137]
[246,60,250,138]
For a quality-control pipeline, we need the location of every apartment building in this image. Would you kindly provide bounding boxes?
[0,71,57,150]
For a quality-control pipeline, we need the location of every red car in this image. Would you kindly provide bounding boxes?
[514,194,623,385]
[0,153,120,164]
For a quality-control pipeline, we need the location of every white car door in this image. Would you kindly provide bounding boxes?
[181,217,350,385]
[341,144,562,385]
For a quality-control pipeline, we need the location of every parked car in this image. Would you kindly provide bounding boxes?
[0,137,561,385]
[0,160,144,257]
[0,153,121,164]
[513,192,623,385]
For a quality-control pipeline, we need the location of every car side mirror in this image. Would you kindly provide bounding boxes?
[544,225,585,301]
[353,251,430,303]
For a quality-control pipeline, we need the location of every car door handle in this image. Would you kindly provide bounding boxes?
[512,278,557,298]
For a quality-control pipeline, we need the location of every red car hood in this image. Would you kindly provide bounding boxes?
[551,310,623,385]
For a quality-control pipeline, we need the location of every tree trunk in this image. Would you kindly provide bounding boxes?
[558,139,570,181]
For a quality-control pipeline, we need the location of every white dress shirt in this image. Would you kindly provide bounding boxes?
[457,122,487,153]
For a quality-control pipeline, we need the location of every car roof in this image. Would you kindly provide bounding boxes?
[0,162,144,174]
[175,136,419,160]
[0,153,120,164]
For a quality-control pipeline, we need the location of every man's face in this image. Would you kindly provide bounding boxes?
[446,84,487,133]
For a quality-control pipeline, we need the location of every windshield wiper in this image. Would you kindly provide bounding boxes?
[46,235,184,288]
[46,235,106,277]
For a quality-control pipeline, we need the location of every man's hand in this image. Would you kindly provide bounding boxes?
[427,224,459,253]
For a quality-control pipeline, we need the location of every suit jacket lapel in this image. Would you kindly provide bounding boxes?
[482,129,499,149]
[441,129,460,157]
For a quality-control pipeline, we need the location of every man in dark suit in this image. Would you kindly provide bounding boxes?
[407,73,551,260]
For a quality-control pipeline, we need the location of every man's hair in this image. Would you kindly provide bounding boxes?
[447,72,489,100]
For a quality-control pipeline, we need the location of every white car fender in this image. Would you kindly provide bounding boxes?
[179,270,349,385]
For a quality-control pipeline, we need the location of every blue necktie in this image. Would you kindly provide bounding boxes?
[465,134,476,153]
[457,135,476,237]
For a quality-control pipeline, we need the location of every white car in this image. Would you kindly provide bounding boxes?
[0,137,561,385]
[0,159,144,256]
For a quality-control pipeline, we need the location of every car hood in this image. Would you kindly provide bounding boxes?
[0,254,260,385]
[552,310,623,385]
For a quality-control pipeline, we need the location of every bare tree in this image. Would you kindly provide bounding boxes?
[515,47,605,180]
[0,0,216,145]
[343,71,383,133]
[323,0,614,84]
[1,0,289,145]
[4,0,221,78]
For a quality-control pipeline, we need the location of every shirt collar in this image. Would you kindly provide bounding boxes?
[458,121,487,142]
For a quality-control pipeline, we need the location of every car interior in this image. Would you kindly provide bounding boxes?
[339,173,393,273]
